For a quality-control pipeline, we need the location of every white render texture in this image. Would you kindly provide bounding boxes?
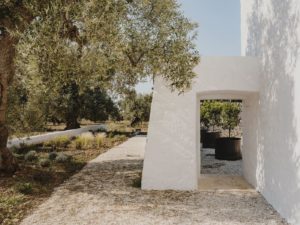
[241,0,300,224]
[142,57,260,190]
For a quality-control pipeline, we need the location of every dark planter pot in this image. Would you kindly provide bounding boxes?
[202,131,221,148]
[215,137,242,161]
[200,129,208,143]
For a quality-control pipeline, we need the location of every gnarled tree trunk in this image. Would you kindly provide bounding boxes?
[64,82,81,130]
[0,30,19,173]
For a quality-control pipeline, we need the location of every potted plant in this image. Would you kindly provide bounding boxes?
[215,102,242,160]
[201,101,222,148]
[200,101,210,144]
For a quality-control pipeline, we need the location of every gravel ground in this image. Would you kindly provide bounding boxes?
[201,148,243,175]
[21,137,288,225]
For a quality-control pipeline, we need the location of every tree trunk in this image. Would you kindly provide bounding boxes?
[0,31,19,173]
[64,82,81,130]
[65,116,80,130]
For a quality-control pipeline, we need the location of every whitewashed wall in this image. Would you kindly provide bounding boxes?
[241,0,300,224]
[142,57,260,190]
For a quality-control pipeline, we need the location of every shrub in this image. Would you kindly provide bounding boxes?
[131,172,142,188]
[48,152,58,161]
[24,150,38,161]
[55,153,72,163]
[75,132,94,150]
[15,183,33,195]
[64,160,86,173]
[13,153,24,160]
[33,171,52,184]
[96,127,107,133]
[44,135,70,148]
[40,159,51,167]
[95,133,106,148]
[13,143,35,155]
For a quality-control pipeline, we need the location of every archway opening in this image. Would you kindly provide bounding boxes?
[197,92,257,191]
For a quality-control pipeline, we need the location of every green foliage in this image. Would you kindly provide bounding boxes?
[221,102,242,137]
[120,91,152,126]
[44,136,71,148]
[200,101,223,131]
[131,172,142,188]
[13,153,24,160]
[63,160,86,173]
[95,133,106,149]
[5,0,199,135]
[12,143,35,155]
[15,183,33,195]
[32,171,52,184]
[55,153,72,163]
[48,152,57,161]
[80,87,121,122]
[75,132,95,150]
[7,79,47,135]
[39,158,51,167]
[24,150,38,161]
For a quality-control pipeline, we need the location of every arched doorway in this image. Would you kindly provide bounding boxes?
[197,92,259,190]
[142,56,260,190]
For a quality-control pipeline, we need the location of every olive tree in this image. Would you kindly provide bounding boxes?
[0,0,199,173]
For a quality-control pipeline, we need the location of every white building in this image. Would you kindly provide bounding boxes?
[142,1,300,224]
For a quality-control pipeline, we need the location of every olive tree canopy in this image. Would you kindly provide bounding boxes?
[0,0,199,173]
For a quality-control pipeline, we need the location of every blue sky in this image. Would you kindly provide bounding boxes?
[135,0,241,93]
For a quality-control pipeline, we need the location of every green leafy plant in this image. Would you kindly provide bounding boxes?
[200,101,223,131]
[15,183,33,195]
[221,102,242,137]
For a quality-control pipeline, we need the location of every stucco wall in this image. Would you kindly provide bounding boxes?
[142,57,260,190]
[241,0,300,223]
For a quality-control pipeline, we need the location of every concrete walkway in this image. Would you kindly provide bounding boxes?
[21,136,287,225]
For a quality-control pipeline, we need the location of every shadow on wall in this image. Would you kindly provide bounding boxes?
[246,0,300,222]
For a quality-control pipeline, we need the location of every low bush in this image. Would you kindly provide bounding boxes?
[13,153,24,160]
[24,151,38,162]
[114,135,127,142]
[64,160,86,173]
[15,183,33,195]
[40,159,51,167]
[12,143,36,155]
[48,152,58,161]
[55,153,72,163]
[75,132,94,150]
[95,133,106,148]
[33,171,52,184]
[44,136,70,148]
[131,173,142,188]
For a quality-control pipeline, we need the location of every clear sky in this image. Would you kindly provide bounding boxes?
[135,0,241,94]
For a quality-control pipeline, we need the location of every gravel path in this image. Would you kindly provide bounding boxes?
[21,137,288,225]
[201,148,242,175]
